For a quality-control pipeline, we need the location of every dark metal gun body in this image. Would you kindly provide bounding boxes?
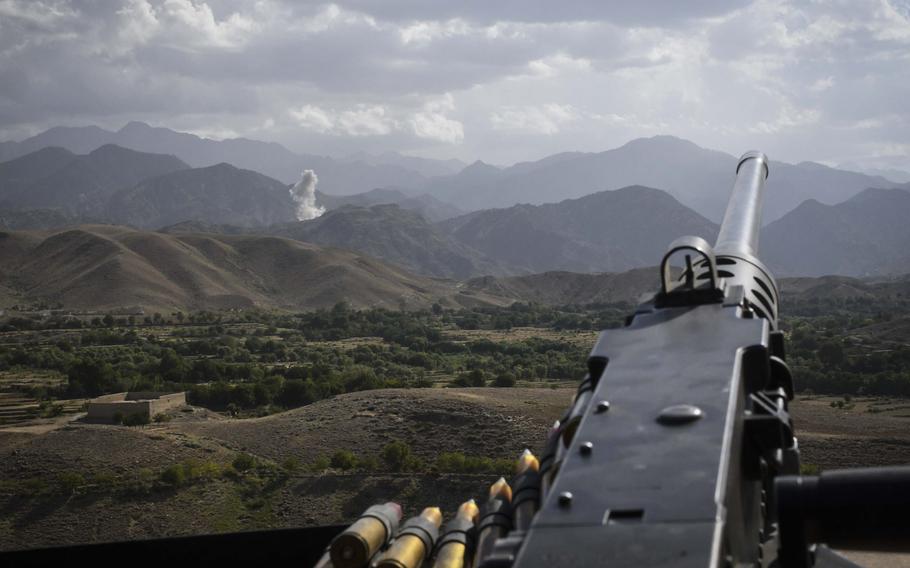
[511,152,794,567]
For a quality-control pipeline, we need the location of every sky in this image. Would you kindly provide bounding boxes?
[0,0,908,170]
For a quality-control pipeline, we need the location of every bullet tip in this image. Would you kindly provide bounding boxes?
[458,499,480,522]
[489,477,513,502]
[422,507,443,527]
[515,449,540,474]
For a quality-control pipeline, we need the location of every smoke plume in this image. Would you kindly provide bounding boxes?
[290,169,325,221]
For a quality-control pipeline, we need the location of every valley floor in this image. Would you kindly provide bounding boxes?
[1,388,909,559]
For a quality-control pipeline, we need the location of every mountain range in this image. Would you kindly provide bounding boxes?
[410,136,906,222]
[154,177,910,280]
[0,145,188,215]
[2,126,910,283]
[271,184,910,279]
[439,186,717,274]
[1,222,906,314]
[0,146,461,230]
[0,122,443,194]
[161,184,720,280]
[5,124,905,223]
[271,204,504,280]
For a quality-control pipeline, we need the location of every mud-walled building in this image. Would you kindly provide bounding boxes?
[86,391,186,423]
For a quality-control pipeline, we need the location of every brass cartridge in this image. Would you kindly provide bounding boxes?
[376,507,443,568]
[331,502,402,568]
[432,500,480,568]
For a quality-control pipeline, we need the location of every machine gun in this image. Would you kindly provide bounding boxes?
[313,151,910,568]
[4,153,909,568]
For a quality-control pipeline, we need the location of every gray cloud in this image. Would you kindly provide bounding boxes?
[324,1,752,26]
[0,0,908,172]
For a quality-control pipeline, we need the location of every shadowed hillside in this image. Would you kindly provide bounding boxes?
[441,186,718,274]
[107,163,297,229]
[273,204,509,279]
[0,145,188,215]
[316,188,464,222]
[763,188,910,277]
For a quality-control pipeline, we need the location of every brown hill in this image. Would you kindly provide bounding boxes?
[0,225,508,312]
[5,223,906,314]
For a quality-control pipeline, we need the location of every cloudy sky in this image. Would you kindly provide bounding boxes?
[1,0,908,170]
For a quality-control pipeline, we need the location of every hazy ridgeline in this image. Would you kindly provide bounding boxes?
[2,126,909,292]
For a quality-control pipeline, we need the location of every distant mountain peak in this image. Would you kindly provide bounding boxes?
[618,134,702,151]
[466,159,498,169]
[206,162,240,172]
[793,198,824,210]
[118,121,153,133]
[459,160,501,176]
[88,143,141,156]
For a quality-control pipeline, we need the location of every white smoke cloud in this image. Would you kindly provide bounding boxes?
[289,169,325,221]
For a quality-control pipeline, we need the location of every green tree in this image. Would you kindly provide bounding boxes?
[330,450,357,471]
[381,440,415,472]
[493,372,516,387]
[158,349,188,382]
[67,359,117,397]
[817,341,845,368]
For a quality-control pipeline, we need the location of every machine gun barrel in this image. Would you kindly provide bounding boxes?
[686,150,780,327]
[714,151,769,257]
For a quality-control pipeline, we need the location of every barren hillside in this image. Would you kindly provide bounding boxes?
[0,226,509,312]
